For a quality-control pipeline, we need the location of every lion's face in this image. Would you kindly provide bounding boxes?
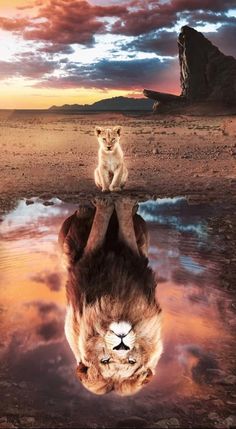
[76,310,163,395]
[84,322,145,376]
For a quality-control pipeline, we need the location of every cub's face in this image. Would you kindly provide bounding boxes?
[95,126,121,152]
[77,320,163,394]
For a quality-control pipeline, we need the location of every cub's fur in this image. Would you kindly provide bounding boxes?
[59,204,163,396]
[94,126,128,192]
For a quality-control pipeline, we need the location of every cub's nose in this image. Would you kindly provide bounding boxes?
[107,146,111,150]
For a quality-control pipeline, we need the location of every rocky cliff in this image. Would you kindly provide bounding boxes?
[144,26,236,110]
[178,26,236,104]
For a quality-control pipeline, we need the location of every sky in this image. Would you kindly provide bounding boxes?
[0,0,235,109]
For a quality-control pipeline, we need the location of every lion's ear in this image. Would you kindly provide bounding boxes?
[113,125,121,136]
[76,362,88,381]
[142,368,154,385]
[95,126,102,137]
[76,364,113,395]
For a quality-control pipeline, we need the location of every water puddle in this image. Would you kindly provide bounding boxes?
[0,196,235,428]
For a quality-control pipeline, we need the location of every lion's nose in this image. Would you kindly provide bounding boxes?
[113,341,130,351]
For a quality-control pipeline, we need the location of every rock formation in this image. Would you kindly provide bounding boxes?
[144,25,236,110]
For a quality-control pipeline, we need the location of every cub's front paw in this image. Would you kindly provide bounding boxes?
[109,185,121,192]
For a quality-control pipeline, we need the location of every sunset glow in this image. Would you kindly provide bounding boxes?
[0,0,235,108]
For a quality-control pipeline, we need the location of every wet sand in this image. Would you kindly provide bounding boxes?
[0,111,236,214]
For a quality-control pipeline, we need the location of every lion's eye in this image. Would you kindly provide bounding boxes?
[128,358,136,364]
[103,138,106,142]
[100,357,110,364]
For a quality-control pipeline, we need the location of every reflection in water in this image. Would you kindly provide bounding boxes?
[0,197,235,426]
[59,197,162,395]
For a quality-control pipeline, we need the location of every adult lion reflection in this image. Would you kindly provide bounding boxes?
[59,197,163,395]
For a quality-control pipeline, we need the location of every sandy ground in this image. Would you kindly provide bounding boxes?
[0,110,236,213]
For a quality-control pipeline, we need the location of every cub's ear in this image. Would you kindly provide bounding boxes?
[95,126,102,137]
[113,125,121,136]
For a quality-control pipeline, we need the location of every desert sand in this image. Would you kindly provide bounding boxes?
[0,110,236,213]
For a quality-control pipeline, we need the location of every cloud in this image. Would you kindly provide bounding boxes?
[30,271,62,291]
[171,0,236,12]
[111,0,236,36]
[208,23,236,57]
[0,0,127,51]
[178,344,218,384]
[4,338,69,384]
[171,267,212,288]
[0,16,30,31]
[2,0,234,46]
[178,10,236,26]
[0,53,57,80]
[23,301,65,342]
[21,0,127,46]
[124,30,177,57]
[0,0,235,94]
[111,4,175,36]
[38,43,75,54]
[35,56,179,91]
[25,301,60,315]
[124,23,236,61]
[36,319,64,341]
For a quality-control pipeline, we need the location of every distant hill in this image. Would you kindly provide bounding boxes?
[49,96,153,111]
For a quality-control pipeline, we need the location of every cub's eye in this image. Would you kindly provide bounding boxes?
[112,139,115,143]
[100,357,110,364]
[128,358,136,364]
[103,138,106,142]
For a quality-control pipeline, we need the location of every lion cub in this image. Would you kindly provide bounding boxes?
[94,126,128,192]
